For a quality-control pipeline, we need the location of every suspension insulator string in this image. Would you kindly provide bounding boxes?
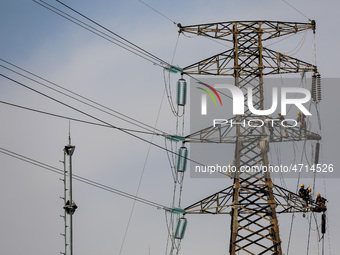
[311,73,317,102]
[317,73,321,102]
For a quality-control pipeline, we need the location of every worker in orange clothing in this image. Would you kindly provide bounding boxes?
[312,193,328,213]
[315,193,327,207]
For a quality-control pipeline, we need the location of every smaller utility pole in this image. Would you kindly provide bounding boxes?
[61,133,77,255]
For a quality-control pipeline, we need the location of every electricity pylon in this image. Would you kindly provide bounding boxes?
[178,20,321,255]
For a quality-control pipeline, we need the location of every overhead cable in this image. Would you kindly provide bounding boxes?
[56,0,172,66]
[33,0,174,70]
[280,0,311,21]
[0,147,169,210]
[0,73,170,153]
[34,1,233,105]
[0,73,206,168]
[137,0,177,25]
[0,100,160,136]
[0,59,165,135]
[118,84,167,255]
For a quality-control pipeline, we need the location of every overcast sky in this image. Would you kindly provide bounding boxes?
[1,0,339,254]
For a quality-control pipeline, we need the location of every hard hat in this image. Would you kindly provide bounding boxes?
[300,184,304,187]
[317,193,320,197]
[278,112,281,115]
[308,187,311,191]
[297,111,301,115]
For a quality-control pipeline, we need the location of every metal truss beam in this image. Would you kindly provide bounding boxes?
[178,20,315,43]
[185,119,321,144]
[182,47,317,76]
[184,184,314,215]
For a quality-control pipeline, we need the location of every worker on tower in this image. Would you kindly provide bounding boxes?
[278,112,288,137]
[313,193,328,212]
[299,184,306,198]
[315,193,327,207]
[297,111,306,137]
[298,184,311,202]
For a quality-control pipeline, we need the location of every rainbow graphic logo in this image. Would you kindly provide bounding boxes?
[196,81,222,115]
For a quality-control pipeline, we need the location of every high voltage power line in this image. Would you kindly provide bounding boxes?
[0,73,168,150]
[55,0,173,66]
[33,0,177,70]
[0,73,209,169]
[30,1,236,106]
[0,59,165,135]
[0,146,170,211]
[137,0,177,25]
[0,100,159,136]
[280,0,311,21]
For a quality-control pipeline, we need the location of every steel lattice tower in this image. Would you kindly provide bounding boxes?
[178,21,321,255]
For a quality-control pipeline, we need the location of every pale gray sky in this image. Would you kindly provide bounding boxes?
[1,0,339,254]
